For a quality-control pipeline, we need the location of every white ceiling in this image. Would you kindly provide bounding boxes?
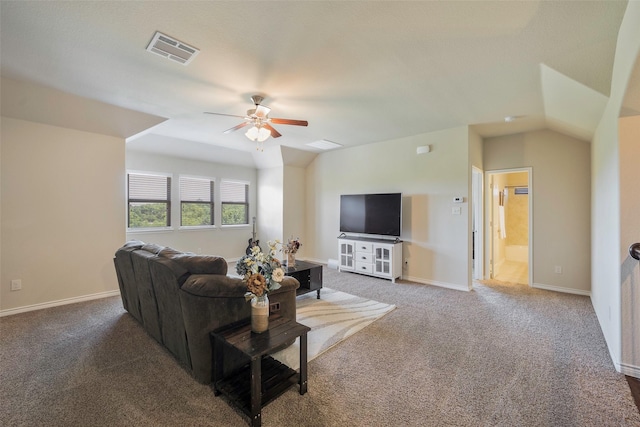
[0,1,634,161]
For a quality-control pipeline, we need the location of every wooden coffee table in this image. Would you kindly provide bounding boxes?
[211,316,310,427]
[284,260,323,299]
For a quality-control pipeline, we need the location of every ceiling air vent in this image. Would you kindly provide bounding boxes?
[146,31,199,65]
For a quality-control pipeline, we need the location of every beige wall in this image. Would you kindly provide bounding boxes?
[125,150,257,260]
[305,126,472,290]
[484,129,591,294]
[1,117,125,313]
[619,115,640,374]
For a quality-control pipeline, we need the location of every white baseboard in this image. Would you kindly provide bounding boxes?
[619,362,640,378]
[532,282,591,296]
[0,290,121,317]
[402,275,471,292]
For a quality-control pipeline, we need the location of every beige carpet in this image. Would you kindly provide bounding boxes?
[1,267,639,426]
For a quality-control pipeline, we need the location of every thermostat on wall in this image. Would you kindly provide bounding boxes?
[453,197,464,203]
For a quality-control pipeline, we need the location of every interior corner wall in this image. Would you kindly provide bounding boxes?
[592,0,640,373]
[305,126,471,290]
[619,115,640,376]
[1,117,125,313]
[257,167,284,251]
[125,150,257,259]
[483,130,591,294]
[283,165,306,259]
[469,128,483,170]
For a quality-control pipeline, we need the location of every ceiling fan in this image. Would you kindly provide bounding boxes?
[205,95,308,149]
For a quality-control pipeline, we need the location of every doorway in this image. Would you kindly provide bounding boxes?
[486,168,532,285]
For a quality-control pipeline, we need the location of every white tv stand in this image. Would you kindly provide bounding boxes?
[338,236,403,282]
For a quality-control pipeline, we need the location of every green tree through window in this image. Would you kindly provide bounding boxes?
[180,176,214,226]
[221,181,249,225]
[128,173,171,228]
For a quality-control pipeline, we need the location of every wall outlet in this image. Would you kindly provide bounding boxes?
[452,206,461,215]
[269,302,280,313]
[554,266,562,274]
[11,279,22,291]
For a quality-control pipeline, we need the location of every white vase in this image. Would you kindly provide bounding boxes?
[287,252,296,268]
[251,294,269,333]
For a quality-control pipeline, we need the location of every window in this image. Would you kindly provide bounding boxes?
[221,180,249,225]
[180,176,214,226]
[127,172,171,228]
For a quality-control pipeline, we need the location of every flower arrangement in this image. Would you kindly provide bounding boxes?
[236,241,284,300]
[284,236,302,254]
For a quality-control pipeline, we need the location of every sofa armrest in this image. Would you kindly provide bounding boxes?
[272,276,300,293]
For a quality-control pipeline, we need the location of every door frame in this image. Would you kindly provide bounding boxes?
[472,167,484,280]
[484,167,533,286]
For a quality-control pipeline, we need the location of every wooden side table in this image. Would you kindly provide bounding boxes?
[211,316,311,427]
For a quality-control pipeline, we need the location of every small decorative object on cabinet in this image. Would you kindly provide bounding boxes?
[338,236,402,282]
[287,252,296,268]
[283,236,302,268]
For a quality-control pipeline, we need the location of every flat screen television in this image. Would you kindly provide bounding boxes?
[340,193,402,237]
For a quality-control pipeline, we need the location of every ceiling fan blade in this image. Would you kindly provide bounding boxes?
[204,112,247,119]
[223,122,250,134]
[270,118,308,127]
[263,123,282,138]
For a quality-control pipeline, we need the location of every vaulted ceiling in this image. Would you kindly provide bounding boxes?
[0,1,634,163]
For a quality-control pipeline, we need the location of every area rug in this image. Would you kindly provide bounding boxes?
[271,287,395,370]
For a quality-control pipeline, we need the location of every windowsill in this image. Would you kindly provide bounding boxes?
[179,225,216,231]
[127,227,173,233]
[220,224,250,229]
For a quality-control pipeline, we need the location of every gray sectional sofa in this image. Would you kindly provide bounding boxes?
[113,240,299,384]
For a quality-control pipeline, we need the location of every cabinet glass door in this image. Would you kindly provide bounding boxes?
[374,246,392,275]
[340,242,354,269]
[341,243,353,256]
[375,247,391,260]
[375,260,390,274]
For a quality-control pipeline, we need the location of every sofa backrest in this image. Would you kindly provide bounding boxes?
[113,240,145,323]
[148,255,192,369]
[130,245,163,344]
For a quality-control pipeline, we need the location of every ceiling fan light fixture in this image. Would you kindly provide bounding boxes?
[245,125,271,151]
[257,126,271,142]
[245,126,260,141]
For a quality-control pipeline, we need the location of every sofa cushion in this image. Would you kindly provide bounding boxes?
[181,274,247,298]
[171,255,228,276]
[141,243,164,254]
[158,246,182,257]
